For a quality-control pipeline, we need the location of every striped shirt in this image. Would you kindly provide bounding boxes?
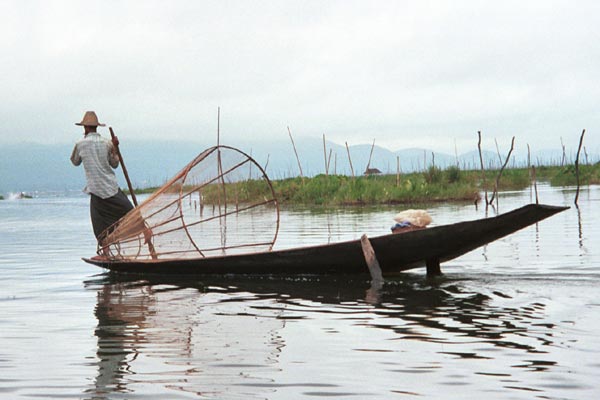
[70,132,120,199]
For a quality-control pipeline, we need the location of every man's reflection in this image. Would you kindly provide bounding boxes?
[88,283,151,397]
[86,278,286,399]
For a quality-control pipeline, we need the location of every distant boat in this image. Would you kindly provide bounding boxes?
[7,192,33,200]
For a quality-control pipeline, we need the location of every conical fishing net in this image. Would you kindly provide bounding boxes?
[98,145,280,261]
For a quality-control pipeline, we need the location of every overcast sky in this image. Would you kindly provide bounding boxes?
[1,0,598,154]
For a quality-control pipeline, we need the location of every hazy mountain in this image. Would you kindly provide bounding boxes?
[0,138,595,194]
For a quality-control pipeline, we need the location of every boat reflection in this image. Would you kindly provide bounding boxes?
[84,272,558,398]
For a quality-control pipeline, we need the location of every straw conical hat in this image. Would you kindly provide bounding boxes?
[75,111,105,127]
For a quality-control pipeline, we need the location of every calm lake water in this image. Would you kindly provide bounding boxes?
[0,185,599,399]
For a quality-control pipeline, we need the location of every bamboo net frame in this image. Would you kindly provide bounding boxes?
[98,146,280,261]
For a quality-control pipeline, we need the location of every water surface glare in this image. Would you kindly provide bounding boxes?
[0,185,599,399]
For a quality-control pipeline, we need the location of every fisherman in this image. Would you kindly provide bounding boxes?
[70,111,134,241]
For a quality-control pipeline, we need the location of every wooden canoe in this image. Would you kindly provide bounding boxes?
[83,203,568,276]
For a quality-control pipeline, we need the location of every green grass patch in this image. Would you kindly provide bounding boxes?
[128,163,600,206]
[549,164,600,186]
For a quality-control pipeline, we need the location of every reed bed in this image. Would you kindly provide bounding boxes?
[129,163,600,206]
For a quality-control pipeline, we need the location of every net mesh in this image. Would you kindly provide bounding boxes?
[98,145,280,261]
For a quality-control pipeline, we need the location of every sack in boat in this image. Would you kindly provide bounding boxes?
[393,209,432,227]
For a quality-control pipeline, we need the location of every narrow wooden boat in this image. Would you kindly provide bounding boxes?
[84,203,567,276]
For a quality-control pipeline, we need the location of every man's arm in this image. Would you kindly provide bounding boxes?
[70,144,81,166]
[108,142,120,168]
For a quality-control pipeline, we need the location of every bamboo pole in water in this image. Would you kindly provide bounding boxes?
[489,136,515,207]
[287,126,304,181]
[345,142,355,178]
[334,153,337,175]
[494,138,502,167]
[532,165,539,204]
[322,134,328,176]
[366,139,376,172]
[527,144,532,202]
[477,131,488,207]
[574,129,586,205]
[216,108,227,251]
[396,156,400,187]
[454,138,459,167]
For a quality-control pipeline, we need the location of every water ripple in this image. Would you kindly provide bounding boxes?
[2,188,600,399]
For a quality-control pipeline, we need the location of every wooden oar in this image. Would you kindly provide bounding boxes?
[109,127,138,207]
[109,127,157,259]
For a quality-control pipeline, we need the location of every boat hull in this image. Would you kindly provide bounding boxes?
[84,204,568,276]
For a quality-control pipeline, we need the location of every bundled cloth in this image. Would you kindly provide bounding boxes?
[391,209,432,233]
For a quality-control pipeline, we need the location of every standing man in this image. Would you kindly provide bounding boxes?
[70,111,134,241]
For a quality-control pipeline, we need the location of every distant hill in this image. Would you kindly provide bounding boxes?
[0,138,594,194]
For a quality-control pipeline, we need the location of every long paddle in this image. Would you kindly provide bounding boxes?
[109,127,157,259]
[109,127,138,207]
